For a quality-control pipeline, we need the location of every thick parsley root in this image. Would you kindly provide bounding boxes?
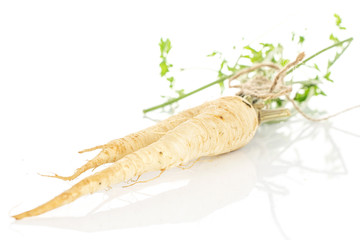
[13,96,258,220]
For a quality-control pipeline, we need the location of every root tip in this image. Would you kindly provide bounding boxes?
[38,173,74,181]
[12,213,25,220]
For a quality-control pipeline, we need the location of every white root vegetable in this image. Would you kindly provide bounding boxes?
[43,101,212,181]
[13,96,259,220]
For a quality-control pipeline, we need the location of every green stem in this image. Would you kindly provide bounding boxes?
[143,37,353,114]
[287,37,353,74]
[328,37,353,68]
[290,79,322,85]
[143,74,233,113]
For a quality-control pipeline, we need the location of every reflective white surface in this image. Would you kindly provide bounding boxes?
[1,1,360,239]
[4,116,360,239]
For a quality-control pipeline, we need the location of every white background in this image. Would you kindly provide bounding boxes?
[1,1,360,239]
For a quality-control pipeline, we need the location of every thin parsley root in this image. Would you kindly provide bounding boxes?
[13,96,260,220]
[42,102,212,181]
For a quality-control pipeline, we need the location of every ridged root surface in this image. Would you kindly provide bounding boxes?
[45,100,213,181]
[13,96,258,220]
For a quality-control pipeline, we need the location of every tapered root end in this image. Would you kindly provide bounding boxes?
[78,145,105,154]
[38,173,76,181]
[12,212,28,220]
[39,154,105,181]
[12,185,84,220]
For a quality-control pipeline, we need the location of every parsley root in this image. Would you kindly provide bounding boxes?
[12,14,357,221]
[42,101,212,181]
[13,96,261,220]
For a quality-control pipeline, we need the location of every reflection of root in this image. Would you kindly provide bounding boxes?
[125,175,141,185]
[123,170,166,188]
[178,158,201,170]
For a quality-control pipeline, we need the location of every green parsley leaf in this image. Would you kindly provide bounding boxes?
[167,76,175,88]
[207,51,222,57]
[298,36,305,44]
[160,60,169,77]
[334,13,346,30]
[329,33,340,44]
[159,38,172,57]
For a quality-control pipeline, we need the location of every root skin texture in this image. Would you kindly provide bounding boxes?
[47,102,211,181]
[13,96,258,220]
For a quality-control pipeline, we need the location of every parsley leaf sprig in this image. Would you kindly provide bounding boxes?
[144,14,353,114]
